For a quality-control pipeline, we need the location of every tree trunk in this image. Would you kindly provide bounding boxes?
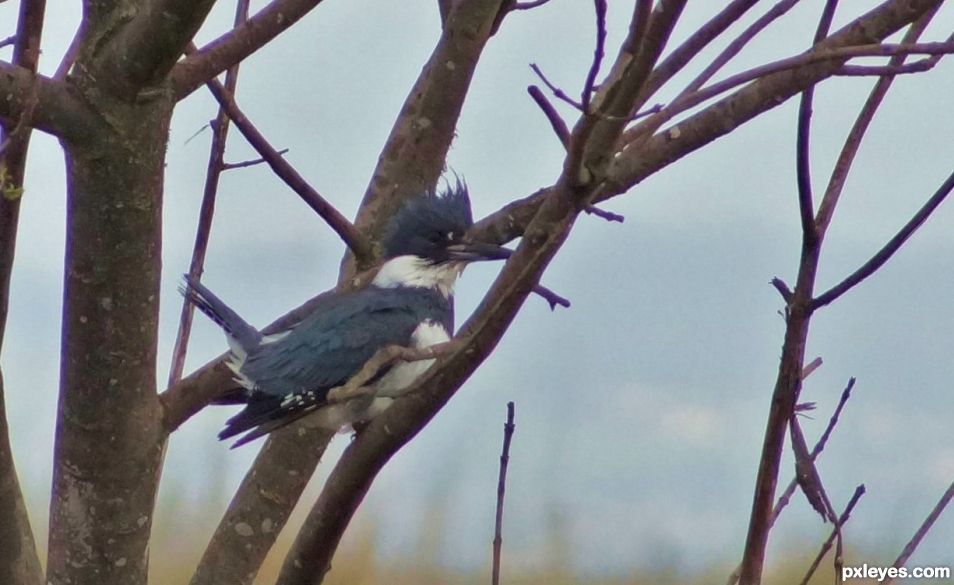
[46,90,172,585]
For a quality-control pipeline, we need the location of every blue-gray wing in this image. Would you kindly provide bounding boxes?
[243,288,436,397]
[218,287,450,447]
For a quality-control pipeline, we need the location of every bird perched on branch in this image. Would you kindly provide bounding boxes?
[181,182,511,447]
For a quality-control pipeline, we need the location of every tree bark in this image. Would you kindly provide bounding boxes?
[46,92,172,585]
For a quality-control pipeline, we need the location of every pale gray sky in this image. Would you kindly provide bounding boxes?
[2,0,953,577]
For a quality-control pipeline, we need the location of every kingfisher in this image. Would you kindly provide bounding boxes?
[181,182,510,447]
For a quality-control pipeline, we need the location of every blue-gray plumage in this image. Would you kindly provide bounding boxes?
[181,182,510,447]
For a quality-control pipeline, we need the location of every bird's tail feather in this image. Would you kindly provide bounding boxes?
[218,394,316,448]
[180,274,262,353]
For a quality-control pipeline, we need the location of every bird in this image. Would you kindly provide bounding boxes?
[181,182,510,447]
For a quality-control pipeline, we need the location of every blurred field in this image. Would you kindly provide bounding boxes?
[143,507,932,585]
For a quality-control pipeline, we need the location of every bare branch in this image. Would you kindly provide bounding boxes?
[884,480,954,585]
[836,60,935,75]
[795,0,839,249]
[734,13,945,585]
[0,3,50,580]
[188,424,335,585]
[172,0,326,100]
[727,378,855,585]
[608,6,950,200]
[0,36,16,50]
[625,40,954,155]
[86,0,215,101]
[201,73,372,261]
[530,63,584,110]
[222,149,289,170]
[580,0,608,112]
[529,283,571,310]
[470,4,947,256]
[348,0,514,277]
[168,1,251,389]
[639,0,762,102]
[771,277,794,303]
[492,402,516,585]
[798,485,866,585]
[584,205,624,223]
[52,19,83,80]
[527,85,570,147]
[813,166,954,310]
[814,10,942,239]
[0,61,97,140]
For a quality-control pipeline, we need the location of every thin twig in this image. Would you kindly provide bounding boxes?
[0,36,16,49]
[883,480,954,585]
[801,356,823,380]
[771,277,794,303]
[627,0,799,144]
[222,149,289,170]
[813,166,954,310]
[795,0,838,248]
[584,205,624,223]
[168,1,251,389]
[533,283,571,310]
[637,0,762,107]
[790,416,833,521]
[492,402,516,585]
[199,71,372,261]
[814,14,942,239]
[798,485,866,585]
[53,21,83,80]
[634,41,954,146]
[580,0,608,112]
[527,85,569,147]
[530,63,584,110]
[836,61,935,75]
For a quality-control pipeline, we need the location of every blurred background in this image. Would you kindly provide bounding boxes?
[1,1,953,583]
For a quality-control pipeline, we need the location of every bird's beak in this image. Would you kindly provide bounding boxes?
[446,241,512,262]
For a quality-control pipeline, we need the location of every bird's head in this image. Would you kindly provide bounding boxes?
[373,181,511,295]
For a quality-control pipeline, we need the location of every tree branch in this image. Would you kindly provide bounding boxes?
[884,480,954,585]
[527,85,570,147]
[466,5,947,258]
[814,10,942,239]
[813,166,954,310]
[0,61,98,141]
[348,0,512,275]
[607,4,949,198]
[798,485,866,585]
[639,0,761,103]
[492,402,516,585]
[201,74,372,262]
[188,424,335,585]
[795,0,839,250]
[0,3,49,582]
[88,0,216,101]
[172,0,327,100]
[168,0,252,388]
[727,378,856,585]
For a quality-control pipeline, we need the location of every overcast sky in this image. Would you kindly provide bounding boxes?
[2,0,954,578]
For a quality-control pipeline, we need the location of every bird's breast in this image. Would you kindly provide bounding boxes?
[374,319,450,396]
